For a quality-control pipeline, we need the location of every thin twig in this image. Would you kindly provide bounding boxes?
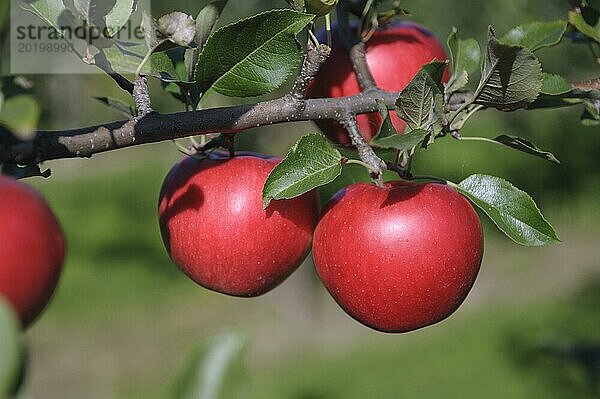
[340,116,385,186]
[290,41,331,101]
[385,161,412,180]
[571,77,600,91]
[133,77,154,117]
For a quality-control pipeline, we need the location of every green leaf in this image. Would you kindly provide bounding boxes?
[74,0,100,24]
[473,27,542,111]
[395,61,446,132]
[371,98,398,139]
[94,96,135,117]
[569,9,600,43]
[371,100,429,154]
[172,333,246,399]
[371,128,429,153]
[262,133,342,208]
[0,298,23,398]
[455,174,559,246]
[285,0,306,12]
[0,95,40,139]
[195,9,313,97]
[501,20,567,51]
[74,0,124,29]
[541,72,572,95]
[419,61,446,91]
[73,0,89,21]
[446,28,481,93]
[21,0,66,32]
[493,135,560,164]
[185,0,228,82]
[104,0,136,37]
[194,1,228,51]
[102,45,179,79]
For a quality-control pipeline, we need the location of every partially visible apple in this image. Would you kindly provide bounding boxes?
[0,176,65,327]
[312,181,483,333]
[158,152,320,296]
[308,21,448,145]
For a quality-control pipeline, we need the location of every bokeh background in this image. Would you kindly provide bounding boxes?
[2,0,600,397]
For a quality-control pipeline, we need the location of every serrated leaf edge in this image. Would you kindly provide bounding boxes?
[262,133,341,208]
[195,9,313,95]
[474,27,543,109]
[455,174,559,246]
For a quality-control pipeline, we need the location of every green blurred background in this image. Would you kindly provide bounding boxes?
[2,0,600,397]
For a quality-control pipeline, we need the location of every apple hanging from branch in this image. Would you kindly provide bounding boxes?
[308,21,449,145]
[158,153,320,297]
[312,181,484,333]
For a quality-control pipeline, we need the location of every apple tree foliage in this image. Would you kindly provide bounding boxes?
[1,0,600,395]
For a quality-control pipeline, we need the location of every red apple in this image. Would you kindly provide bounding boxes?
[158,153,320,296]
[307,21,449,145]
[312,181,483,333]
[0,176,65,327]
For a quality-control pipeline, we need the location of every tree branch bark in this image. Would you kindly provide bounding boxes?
[133,77,154,117]
[572,77,600,91]
[3,75,595,165]
[290,41,331,100]
[341,116,385,186]
[0,89,401,165]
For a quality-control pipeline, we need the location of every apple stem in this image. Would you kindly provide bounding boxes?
[385,161,412,180]
[345,158,379,174]
[341,116,386,186]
